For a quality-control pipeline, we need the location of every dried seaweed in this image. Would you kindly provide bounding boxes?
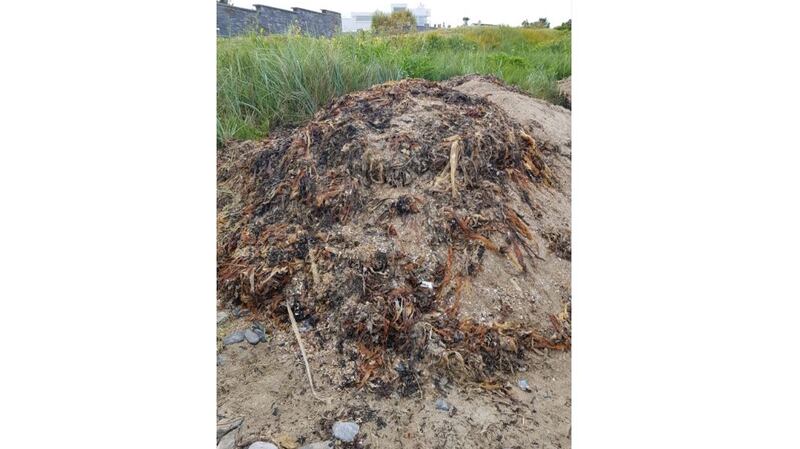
[218,79,568,391]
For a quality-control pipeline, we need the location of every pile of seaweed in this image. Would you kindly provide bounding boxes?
[218,79,570,392]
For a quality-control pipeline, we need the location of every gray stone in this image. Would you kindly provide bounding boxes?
[518,379,531,391]
[298,442,333,449]
[217,417,243,442]
[332,421,359,442]
[248,443,278,449]
[253,327,267,342]
[217,311,229,325]
[435,398,450,411]
[244,329,260,345]
[217,355,224,366]
[217,427,238,449]
[223,330,245,345]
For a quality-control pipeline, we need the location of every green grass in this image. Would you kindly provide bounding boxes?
[217,26,571,143]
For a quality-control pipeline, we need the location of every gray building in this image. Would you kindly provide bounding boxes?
[217,2,341,37]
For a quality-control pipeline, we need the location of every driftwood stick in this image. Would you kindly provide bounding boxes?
[286,300,331,404]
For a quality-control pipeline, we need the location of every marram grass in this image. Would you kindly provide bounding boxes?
[217,26,571,143]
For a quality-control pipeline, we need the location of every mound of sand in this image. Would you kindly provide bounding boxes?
[448,75,572,154]
[217,76,572,449]
[218,77,571,392]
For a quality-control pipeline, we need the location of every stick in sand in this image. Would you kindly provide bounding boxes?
[286,299,332,404]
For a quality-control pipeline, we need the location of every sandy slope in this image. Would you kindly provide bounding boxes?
[217,77,571,449]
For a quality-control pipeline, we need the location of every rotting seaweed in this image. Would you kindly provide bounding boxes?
[217,78,569,391]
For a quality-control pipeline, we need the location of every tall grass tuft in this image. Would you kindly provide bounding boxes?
[217,27,570,143]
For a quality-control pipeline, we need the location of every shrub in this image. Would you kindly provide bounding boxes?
[522,18,550,29]
[372,10,417,34]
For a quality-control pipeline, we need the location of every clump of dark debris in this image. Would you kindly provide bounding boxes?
[218,78,570,392]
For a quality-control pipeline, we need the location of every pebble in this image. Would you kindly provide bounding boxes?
[217,428,237,449]
[253,327,267,342]
[216,417,243,442]
[223,331,245,345]
[332,421,360,442]
[518,379,531,391]
[217,311,229,325]
[217,355,224,366]
[244,329,260,345]
[273,434,296,448]
[248,443,278,449]
[435,398,450,411]
[298,442,333,449]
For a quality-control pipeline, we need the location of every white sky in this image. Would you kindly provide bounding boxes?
[226,0,572,28]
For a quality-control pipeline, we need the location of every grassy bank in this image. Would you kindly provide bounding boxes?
[217,26,571,143]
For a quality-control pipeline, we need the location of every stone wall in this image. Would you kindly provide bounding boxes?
[217,3,341,38]
[217,3,260,36]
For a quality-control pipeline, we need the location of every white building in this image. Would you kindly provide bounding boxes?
[395,3,431,28]
[342,3,430,32]
[341,12,375,32]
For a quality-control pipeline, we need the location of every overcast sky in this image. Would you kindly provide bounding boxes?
[226,0,571,28]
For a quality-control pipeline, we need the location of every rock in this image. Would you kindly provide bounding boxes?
[244,329,260,345]
[217,355,224,366]
[223,330,245,345]
[217,311,229,325]
[248,443,278,449]
[274,434,298,449]
[217,417,243,442]
[518,379,531,391]
[435,398,450,411]
[217,427,238,449]
[332,421,359,442]
[298,441,333,449]
[253,327,267,342]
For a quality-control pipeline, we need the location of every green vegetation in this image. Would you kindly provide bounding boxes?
[522,18,550,29]
[217,26,571,143]
[555,19,572,31]
[372,9,417,34]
